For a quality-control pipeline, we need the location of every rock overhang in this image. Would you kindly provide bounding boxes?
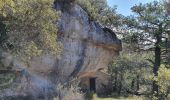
[0,1,122,97]
[55,2,122,79]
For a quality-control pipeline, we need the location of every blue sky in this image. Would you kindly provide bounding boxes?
[107,0,159,16]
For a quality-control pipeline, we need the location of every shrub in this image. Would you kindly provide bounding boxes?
[54,83,84,100]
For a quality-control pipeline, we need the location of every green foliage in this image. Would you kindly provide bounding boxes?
[0,0,62,60]
[0,0,62,90]
[0,73,15,89]
[75,0,120,26]
[122,1,169,43]
[0,0,15,17]
[75,0,97,20]
[54,82,83,100]
[163,0,170,13]
[24,41,42,59]
[0,0,15,49]
[150,64,170,99]
[122,1,170,97]
[85,92,94,100]
[108,51,152,95]
[157,65,170,97]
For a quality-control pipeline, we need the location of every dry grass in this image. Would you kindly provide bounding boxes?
[93,94,146,100]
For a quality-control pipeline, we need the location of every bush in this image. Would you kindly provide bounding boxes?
[54,83,84,100]
[157,65,170,99]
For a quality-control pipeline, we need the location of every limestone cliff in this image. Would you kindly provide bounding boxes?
[0,1,121,97]
[55,2,121,80]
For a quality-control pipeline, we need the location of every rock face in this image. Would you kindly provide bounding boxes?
[55,3,121,81]
[0,2,121,97]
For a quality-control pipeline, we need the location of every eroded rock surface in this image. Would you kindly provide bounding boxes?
[55,3,121,80]
[0,2,121,97]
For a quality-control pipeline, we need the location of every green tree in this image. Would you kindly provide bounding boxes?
[122,1,170,97]
[164,0,170,13]
[0,0,15,48]
[0,0,62,89]
[75,0,120,27]
[108,50,152,96]
[0,0,62,60]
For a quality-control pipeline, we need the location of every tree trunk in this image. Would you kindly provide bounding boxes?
[131,79,135,95]
[153,29,162,96]
[118,74,123,95]
[114,69,118,91]
[136,75,140,91]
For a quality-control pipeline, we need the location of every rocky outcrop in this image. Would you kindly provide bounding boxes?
[55,3,121,80]
[0,2,121,97]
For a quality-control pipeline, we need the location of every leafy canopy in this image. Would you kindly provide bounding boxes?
[0,0,62,60]
[75,0,120,27]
